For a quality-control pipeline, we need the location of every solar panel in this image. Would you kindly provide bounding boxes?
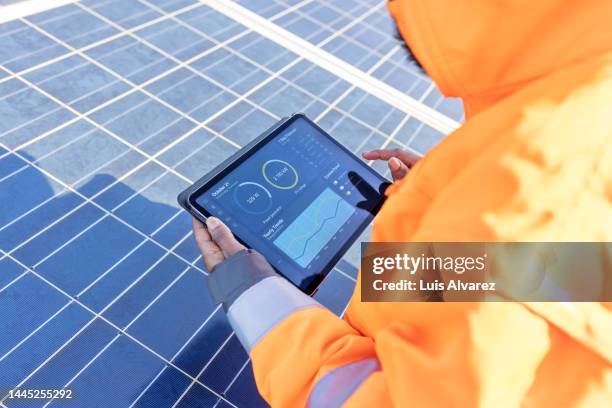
[236,0,465,121]
[0,0,460,406]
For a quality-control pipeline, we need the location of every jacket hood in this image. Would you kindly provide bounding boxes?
[388,0,612,116]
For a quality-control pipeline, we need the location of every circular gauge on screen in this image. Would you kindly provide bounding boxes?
[232,181,273,214]
[262,159,299,189]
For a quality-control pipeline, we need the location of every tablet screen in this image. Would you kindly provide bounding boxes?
[190,115,388,293]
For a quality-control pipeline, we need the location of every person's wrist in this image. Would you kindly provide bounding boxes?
[207,249,278,311]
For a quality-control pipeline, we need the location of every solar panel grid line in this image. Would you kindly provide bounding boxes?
[280,2,397,56]
[311,45,422,159]
[0,75,149,151]
[4,1,408,167]
[258,0,431,86]
[216,71,418,155]
[215,2,394,135]
[79,0,431,152]
[374,82,438,155]
[102,1,413,149]
[359,114,417,174]
[73,233,195,320]
[5,249,350,404]
[0,269,28,295]
[314,42,401,119]
[107,137,217,213]
[0,143,207,274]
[6,38,251,162]
[0,252,238,408]
[3,66,255,207]
[0,11,211,108]
[329,45,415,156]
[283,2,385,66]
[328,45,420,153]
[190,8,352,122]
[211,358,252,408]
[268,0,349,35]
[19,17,248,151]
[75,238,150,297]
[167,304,223,362]
[12,292,229,406]
[0,0,77,24]
[211,67,321,135]
[242,0,320,21]
[2,151,166,258]
[342,0,399,27]
[0,153,194,274]
[395,89,447,150]
[0,298,100,404]
[140,0,312,40]
[19,3,346,155]
[348,106,398,153]
[0,165,29,183]
[31,213,110,269]
[122,265,192,331]
[160,230,201,268]
[105,143,234,240]
[209,67,414,154]
[428,87,456,112]
[127,363,168,408]
[377,113,413,152]
[0,73,172,172]
[207,0,459,134]
[0,186,71,232]
[74,2,285,123]
[0,300,73,363]
[5,81,175,160]
[10,296,235,406]
[0,0,152,67]
[185,46,416,155]
[0,236,193,370]
[389,113,425,149]
[321,9,429,82]
[340,297,351,318]
[27,137,227,279]
[0,0,205,83]
[2,65,195,188]
[169,332,237,408]
[41,332,123,407]
[149,206,184,236]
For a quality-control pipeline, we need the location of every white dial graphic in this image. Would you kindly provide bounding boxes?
[232,181,273,214]
[262,159,299,189]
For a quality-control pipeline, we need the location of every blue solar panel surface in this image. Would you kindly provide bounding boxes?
[0,0,458,406]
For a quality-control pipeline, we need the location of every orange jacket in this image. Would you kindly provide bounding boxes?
[243,0,612,406]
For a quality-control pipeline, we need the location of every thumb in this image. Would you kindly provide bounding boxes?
[206,217,245,258]
[389,157,409,181]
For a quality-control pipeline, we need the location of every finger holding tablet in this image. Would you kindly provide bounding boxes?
[192,217,245,272]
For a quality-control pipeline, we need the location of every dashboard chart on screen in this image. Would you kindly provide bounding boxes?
[195,117,384,285]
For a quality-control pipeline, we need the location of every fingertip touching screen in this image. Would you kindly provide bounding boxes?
[189,114,389,293]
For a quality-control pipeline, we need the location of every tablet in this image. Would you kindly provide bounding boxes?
[178,113,390,294]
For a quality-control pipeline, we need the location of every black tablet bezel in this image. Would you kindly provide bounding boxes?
[185,113,390,294]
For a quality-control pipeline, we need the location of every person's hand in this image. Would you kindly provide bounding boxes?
[362,149,420,181]
[192,216,245,272]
